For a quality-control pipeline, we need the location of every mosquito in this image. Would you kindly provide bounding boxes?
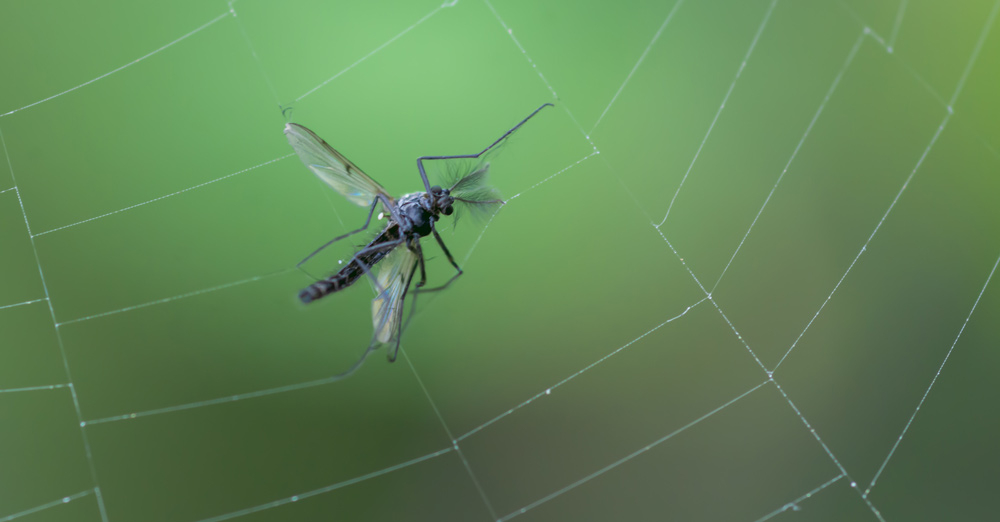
[285,103,553,373]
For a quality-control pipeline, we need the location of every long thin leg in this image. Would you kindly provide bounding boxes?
[413,271,462,294]
[297,199,379,268]
[410,239,428,288]
[432,225,461,273]
[414,224,463,293]
[415,102,554,193]
[387,259,419,363]
[328,341,380,381]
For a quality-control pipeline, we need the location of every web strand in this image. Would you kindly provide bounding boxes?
[837,1,955,111]
[483,0,559,100]
[483,0,883,513]
[227,1,283,111]
[647,5,1000,519]
[57,269,294,327]
[4,0,995,519]
[772,109,952,373]
[291,2,453,104]
[0,12,230,118]
[887,0,909,52]
[66,152,668,424]
[0,489,94,522]
[634,23,887,520]
[481,0,598,154]
[0,383,70,394]
[32,154,293,238]
[752,474,845,522]
[458,297,707,443]
[1,127,110,521]
[948,0,1000,107]
[710,30,867,293]
[589,0,685,135]
[499,381,769,521]
[657,0,777,227]
[0,297,48,310]
[400,350,498,519]
[864,249,1000,497]
[770,0,1000,369]
[193,447,455,522]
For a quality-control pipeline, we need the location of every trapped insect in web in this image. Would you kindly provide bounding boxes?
[285,103,553,374]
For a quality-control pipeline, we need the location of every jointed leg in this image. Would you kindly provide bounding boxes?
[415,103,554,192]
[297,199,379,268]
[408,239,429,288]
[414,225,463,293]
[432,225,461,273]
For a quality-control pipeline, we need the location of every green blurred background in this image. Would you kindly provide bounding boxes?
[1,0,999,520]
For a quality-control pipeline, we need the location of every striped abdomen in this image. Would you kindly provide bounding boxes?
[299,224,401,303]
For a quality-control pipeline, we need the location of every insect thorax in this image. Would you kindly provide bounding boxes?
[396,192,436,237]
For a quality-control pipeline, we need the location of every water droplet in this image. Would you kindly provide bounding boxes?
[79,421,86,427]
[850,481,857,488]
[291,495,299,502]
[545,389,551,395]
[62,497,71,503]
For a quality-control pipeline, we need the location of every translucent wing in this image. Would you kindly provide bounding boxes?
[285,123,393,208]
[448,163,504,223]
[371,246,418,346]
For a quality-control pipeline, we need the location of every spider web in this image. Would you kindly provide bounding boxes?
[2,0,1000,521]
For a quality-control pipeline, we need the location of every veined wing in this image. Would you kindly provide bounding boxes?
[285,123,393,208]
[371,246,418,345]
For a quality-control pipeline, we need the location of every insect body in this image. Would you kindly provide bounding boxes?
[298,221,400,303]
[286,103,552,370]
[297,186,454,303]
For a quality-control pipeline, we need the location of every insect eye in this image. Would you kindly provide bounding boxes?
[443,205,454,216]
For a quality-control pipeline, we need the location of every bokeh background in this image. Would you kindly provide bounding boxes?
[1,0,998,521]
